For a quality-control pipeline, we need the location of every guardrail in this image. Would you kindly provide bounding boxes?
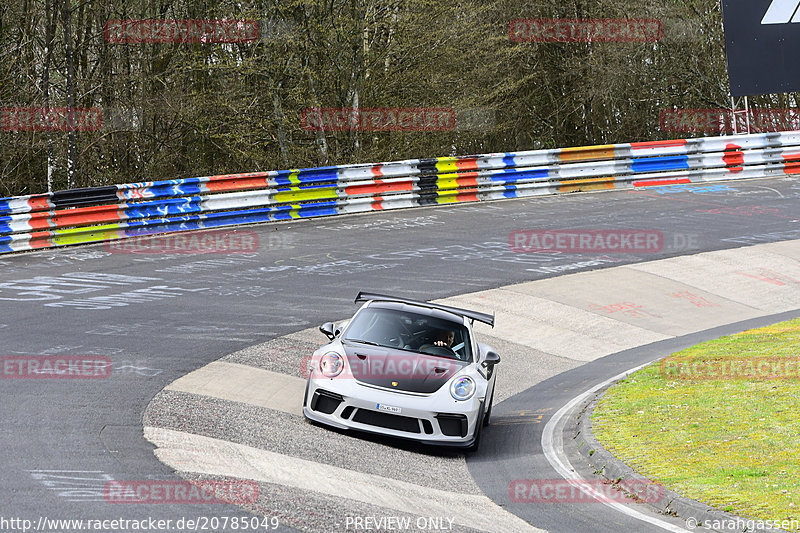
[2,131,799,254]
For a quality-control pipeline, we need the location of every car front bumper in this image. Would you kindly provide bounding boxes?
[303,377,484,448]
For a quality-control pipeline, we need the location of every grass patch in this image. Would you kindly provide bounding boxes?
[593,317,800,526]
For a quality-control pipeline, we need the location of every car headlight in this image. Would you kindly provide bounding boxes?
[319,352,344,378]
[450,376,475,401]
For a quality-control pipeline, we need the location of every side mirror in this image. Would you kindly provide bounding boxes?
[482,350,501,368]
[319,322,336,340]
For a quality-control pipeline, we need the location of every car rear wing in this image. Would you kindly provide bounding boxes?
[354,291,495,328]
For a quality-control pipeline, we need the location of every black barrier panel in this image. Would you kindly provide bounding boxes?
[417,175,438,191]
[52,186,119,208]
[416,159,438,175]
[722,0,800,96]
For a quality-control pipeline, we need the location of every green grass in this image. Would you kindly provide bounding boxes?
[593,318,800,526]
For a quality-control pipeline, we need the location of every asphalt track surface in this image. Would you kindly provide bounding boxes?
[1,177,800,532]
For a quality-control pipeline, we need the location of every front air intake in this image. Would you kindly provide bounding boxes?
[352,409,421,434]
[310,389,344,415]
[436,413,468,437]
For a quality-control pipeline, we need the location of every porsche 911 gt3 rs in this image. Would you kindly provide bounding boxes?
[303,292,500,450]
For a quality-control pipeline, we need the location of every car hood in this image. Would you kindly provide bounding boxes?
[341,342,466,394]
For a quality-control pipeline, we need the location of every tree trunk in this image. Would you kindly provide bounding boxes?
[272,81,290,167]
[61,0,77,189]
[43,0,58,192]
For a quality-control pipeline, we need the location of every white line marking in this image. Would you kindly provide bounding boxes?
[762,0,800,24]
[749,186,786,198]
[541,361,691,533]
[26,470,105,473]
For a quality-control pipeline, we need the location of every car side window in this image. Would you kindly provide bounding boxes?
[451,330,470,360]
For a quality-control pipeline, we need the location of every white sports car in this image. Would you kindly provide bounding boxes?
[303,292,500,450]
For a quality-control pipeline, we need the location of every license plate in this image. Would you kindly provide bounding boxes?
[377,403,401,414]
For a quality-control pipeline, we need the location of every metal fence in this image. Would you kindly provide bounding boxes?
[2,131,799,255]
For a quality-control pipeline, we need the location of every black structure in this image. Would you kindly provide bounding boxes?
[721,0,800,96]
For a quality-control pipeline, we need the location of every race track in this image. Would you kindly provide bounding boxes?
[2,178,799,532]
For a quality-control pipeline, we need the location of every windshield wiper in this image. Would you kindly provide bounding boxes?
[345,339,383,347]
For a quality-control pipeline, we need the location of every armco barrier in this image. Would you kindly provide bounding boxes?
[2,131,799,254]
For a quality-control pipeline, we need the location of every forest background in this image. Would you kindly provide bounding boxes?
[2,0,796,196]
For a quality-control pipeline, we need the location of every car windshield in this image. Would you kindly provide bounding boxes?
[343,307,472,362]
